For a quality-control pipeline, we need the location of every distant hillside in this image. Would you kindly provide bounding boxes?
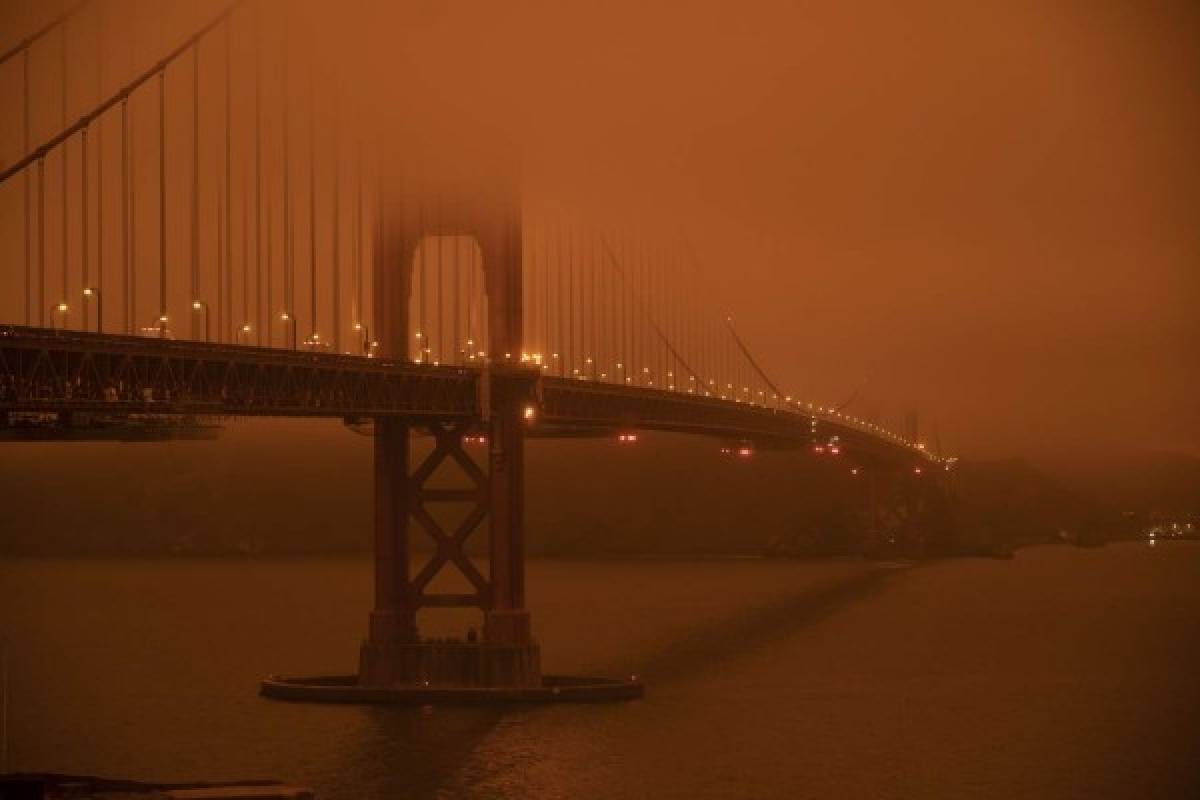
[0,419,1129,557]
[1040,450,1200,516]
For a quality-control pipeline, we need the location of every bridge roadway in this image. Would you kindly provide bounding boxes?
[1,325,931,467]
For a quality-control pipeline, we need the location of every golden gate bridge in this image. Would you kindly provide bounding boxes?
[0,0,951,702]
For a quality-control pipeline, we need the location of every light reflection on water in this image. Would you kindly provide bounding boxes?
[2,543,1198,799]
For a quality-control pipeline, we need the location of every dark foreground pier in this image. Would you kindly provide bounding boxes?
[260,673,643,704]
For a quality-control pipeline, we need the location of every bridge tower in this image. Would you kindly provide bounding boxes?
[358,158,541,689]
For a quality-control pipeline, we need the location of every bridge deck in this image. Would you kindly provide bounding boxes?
[1,326,932,466]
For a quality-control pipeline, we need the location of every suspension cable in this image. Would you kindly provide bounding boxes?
[0,1,246,188]
[0,0,89,68]
[725,315,786,405]
[598,235,699,382]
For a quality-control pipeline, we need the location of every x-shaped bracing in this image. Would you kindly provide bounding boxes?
[409,421,491,609]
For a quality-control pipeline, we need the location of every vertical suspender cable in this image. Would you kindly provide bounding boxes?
[282,14,291,331]
[265,178,273,346]
[542,217,549,363]
[635,234,643,383]
[308,59,316,343]
[466,207,473,356]
[581,227,588,373]
[591,229,597,377]
[453,202,460,362]
[82,128,88,330]
[224,20,233,341]
[568,219,575,375]
[61,22,69,313]
[242,153,249,334]
[607,230,614,380]
[254,2,263,343]
[522,216,529,360]
[120,101,128,332]
[332,97,341,351]
[418,199,425,357]
[128,101,136,332]
[158,71,166,335]
[265,20,274,345]
[634,234,642,383]
[191,45,199,337]
[23,50,31,324]
[557,216,565,376]
[355,139,362,336]
[96,6,104,331]
[605,230,612,379]
[38,159,46,326]
[436,195,443,362]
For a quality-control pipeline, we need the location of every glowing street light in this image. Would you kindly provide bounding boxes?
[82,287,102,333]
[353,322,371,356]
[191,301,210,342]
[279,312,297,350]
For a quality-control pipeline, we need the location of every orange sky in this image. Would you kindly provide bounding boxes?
[2,0,1197,459]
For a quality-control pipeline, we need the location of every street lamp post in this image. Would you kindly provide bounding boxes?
[82,288,102,333]
[279,312,297,350]
[50,303,68,330]
[191,301,210,342]
[353,322,371,356]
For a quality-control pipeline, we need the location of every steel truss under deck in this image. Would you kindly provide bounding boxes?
[2,325,929,468]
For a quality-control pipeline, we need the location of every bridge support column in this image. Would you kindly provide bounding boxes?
[358,417,419,685]
[479,378,541,686]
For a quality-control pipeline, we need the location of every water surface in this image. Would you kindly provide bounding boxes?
[2,543,1197,798]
